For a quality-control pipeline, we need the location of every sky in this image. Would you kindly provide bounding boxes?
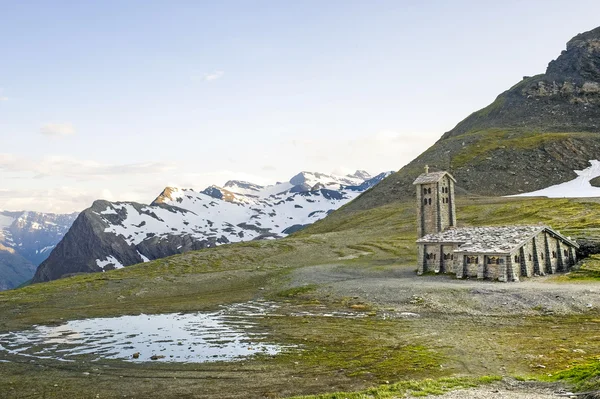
[1,0,599,213]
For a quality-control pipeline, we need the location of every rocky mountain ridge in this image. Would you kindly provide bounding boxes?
[33,170,391,283]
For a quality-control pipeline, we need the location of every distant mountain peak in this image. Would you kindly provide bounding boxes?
[152,186,183,205]
[223,180,263,191]
[347,170,371,180]
[201,185,241,203]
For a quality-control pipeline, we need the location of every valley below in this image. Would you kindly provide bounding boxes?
[1,196,600,398]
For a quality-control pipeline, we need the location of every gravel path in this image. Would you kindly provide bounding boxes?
[289,263,600,316]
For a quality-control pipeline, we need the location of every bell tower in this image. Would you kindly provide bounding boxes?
[413,166,457,238]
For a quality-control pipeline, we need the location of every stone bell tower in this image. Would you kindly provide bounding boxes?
[413,166,457,238]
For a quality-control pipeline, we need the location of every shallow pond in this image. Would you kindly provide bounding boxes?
[0,302,284,363]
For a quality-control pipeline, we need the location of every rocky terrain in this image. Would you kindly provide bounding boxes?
[344,26,600,213]
[0,211,77,290]
[33,170,390,283]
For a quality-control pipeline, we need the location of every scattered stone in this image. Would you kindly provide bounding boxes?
[132,352,140,359]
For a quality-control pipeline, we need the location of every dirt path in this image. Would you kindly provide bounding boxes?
[289,263,600,316]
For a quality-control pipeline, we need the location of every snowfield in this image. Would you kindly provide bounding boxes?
[510,160,600,198]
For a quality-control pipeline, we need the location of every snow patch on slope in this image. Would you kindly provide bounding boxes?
[510,160,600,198]
[96,255,124,270]
[137,251,150,262]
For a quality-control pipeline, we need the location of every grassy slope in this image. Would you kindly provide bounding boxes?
[2,196,600,398]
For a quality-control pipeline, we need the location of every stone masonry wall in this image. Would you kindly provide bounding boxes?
[416,176,456,238]
[546,232,559,273]
[418,183,439,237]
[417,244,425,275]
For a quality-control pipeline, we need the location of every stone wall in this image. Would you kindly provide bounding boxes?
[437,176,456,234]
[480,255,508,280]
[418,244,442,274]
[440,244,458,273]
[545,233,559,273]
[417,183,438,238]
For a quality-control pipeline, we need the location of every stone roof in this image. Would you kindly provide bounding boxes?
[413,171,456,185]
[417,225,578,254]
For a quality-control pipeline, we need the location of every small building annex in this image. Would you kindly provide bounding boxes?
[413,167,578,282]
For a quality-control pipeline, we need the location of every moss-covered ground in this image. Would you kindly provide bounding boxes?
[1,196,600,398]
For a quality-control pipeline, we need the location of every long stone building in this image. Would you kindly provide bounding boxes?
[414,167,578,282]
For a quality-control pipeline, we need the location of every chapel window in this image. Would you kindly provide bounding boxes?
[424,198,428,205]
[486,256,500,265]
[552,251,557,259]
[528,254,532,261]
[541,253,544,260]
[564,250,568,257]
[428,198,432,205]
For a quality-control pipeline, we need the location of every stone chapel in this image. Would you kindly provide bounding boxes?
[414,166,579,282]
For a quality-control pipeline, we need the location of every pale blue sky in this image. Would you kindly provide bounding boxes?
[1,1,599,212]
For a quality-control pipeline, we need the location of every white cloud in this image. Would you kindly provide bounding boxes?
[203,71,224,82]
[40,123,76,138]
[0,186,101,214]
[0,153,176,181]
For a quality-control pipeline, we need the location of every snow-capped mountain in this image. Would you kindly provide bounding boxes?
[0,211,78,290]
[33,171,392,283]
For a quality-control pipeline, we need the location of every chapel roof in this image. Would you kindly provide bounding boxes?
[416,225,578,254]
[413,171,456,185]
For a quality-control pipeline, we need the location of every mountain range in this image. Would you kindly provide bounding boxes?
[32,170,390,283]
[0,211,77,290]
